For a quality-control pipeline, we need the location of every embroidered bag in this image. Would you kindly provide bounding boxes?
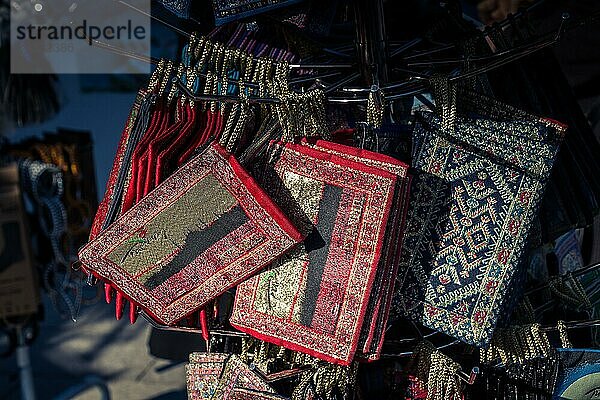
[300,138,411,360]
[79,142,303,325]
[393,109,566,346]
[186,353,283,400]
[555,348,600,399]
[230,141,397,365]
[187,353,229,400]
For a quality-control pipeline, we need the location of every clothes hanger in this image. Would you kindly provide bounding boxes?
[118,0,356,70]
[390,0,550,61]
[91,13,576,107]
[381,341,480,385]
[524,261,600,297]
[89,29,355,104]
[405,13,571,69]
[373,13,570,102]
[313,11,577,102]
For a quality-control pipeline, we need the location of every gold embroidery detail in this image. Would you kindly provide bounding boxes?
[107,174,236,279]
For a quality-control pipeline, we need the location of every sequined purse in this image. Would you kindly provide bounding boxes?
[230,141,397,365]
[79,142,303,325]
[393,110,566,347]
[187,353,229,400]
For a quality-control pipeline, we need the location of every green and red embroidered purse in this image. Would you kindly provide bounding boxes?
[79,142,302,325]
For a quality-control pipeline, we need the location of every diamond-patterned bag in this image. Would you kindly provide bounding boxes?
[393,110,566,346]
[186,353,284,400]
[187,353,229,400]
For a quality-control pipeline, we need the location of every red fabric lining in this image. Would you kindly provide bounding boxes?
[155,103,197,184]
[221,144,304,243]
[144,103,187,196]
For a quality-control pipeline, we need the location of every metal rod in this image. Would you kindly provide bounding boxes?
[289,63,354,69]
[383,330,441,343]
[16,327,35,400]
[353,0,389,85]
[402,43,456,60]
[449,39,555,82]
[92,39,160,65]
[141,311,248,337]
[175,76,370,104]
[540,318,600,332]
[390,38,424,58]
[380,339,463,358]
[173,77,282,104]
[327,96,367,104]
[344,75,427,93]
[321,47,355,59]
[406,31,558,67]
[385,86,428,100]
[324,72,361,94]
[289,71,342,85]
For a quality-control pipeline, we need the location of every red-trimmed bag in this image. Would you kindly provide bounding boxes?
[230,141,398,365]
[186,353,228,400]
[79,142,302,325]
[300,139,411,360]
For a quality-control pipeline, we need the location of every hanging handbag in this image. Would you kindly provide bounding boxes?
[230,140,398,365]
[187,353,229,400]
[186,353,285,400]
[393,98,566,346]
[483,22,600,242]
[79,141,302,325]
[555,348,600,400]
[299,138,412,360]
